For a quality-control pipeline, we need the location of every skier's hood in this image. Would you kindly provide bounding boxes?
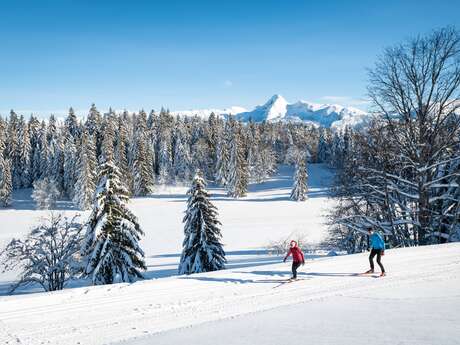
[290,240,297,247]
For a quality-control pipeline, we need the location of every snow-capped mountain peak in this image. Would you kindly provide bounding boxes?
[171,95,370,129]
[254,94,289,121]
[234,95,369,129]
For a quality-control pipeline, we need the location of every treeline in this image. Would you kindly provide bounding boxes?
[0,105,347,208]
[328,27,460,252]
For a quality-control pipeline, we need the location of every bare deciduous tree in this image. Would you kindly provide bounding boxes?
[0,213,83,293]
[331,27,460,250]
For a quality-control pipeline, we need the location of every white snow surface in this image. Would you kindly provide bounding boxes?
[1,243,459,345]
[0,164,333,292]
[1,164,459,345]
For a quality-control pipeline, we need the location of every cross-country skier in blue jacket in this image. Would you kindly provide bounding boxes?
[365,227,386,277]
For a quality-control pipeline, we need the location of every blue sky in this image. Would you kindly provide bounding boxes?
[0,0,459,117]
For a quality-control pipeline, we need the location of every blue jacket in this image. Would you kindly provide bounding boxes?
[370,232,385,250]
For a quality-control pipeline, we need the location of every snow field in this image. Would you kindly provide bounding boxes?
[1,243,459,345]
[0,164,334,293]
[0,164,459,345]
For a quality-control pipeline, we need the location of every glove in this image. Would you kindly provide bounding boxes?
[381,251,385,256]
[283,258,286,263]
[302,261,305,266]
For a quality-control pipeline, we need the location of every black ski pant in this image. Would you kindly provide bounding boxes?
[369,249,385,273]
[292,261,302,279]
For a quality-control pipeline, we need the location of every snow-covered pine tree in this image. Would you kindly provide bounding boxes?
[28,115,42,183]
[205,112,219,178]
[65,107,80,138]
[32,178,59,209]
[173,121,192,182]
[114,115,132,194]
[226,121,248,198]
[156,108,173,183]
[246,122,260,180]
[215,123,230,186]
[63,129,78,198]
[0,158,12,207]
[131,111,155,196]
[81,160,146,284]
[178,172,226,274]
[290,156,308,201]
[46,115,65,193]
[99,109,116,163]
[73,131,97,210]
[85,104,103,159]
[317,128,332,163]
[18,116,32,188]
[6,111,21,189]
[190,136,210,180]
[37,121,49,180]
[0,126,12,207]
[254,140,277,184]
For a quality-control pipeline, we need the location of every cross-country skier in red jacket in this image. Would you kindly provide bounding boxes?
[283,240,305,279]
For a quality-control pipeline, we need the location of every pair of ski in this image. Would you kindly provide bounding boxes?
[358,271,386,278]
[272,277,305,289]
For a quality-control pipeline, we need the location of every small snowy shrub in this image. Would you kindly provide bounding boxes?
[267,233,309,255]
[0,213,83,292]
[32,178,60,209]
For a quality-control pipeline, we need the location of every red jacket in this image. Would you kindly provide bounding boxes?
[284,246,305,263]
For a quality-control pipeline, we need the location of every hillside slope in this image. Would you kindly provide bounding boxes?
[1,243,459,345]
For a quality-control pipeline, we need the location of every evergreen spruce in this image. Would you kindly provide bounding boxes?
[226,123,248,198]
[37,121,48,180]
[114,116,132,194]
[178,173,226,274]
[65,107,80,138]
[156,109,173,183]
[290,157,308,201]
[81,160,146,284]
[28,115,42,182]
[73,132,97,210]
[18,116,32,188]
[131,112,155,195]
[173,121,192,182]
[0,122,12,207]
[100,110,116,163]
[85,104,103,160]
[0,158,12,207]
[215,124,230,186]
[7,111,20,188]
[46,115,64,193]
[63,129,78,198]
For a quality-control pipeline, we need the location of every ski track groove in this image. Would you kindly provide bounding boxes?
[2,244,458,345]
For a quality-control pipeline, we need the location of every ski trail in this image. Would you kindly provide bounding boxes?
[0,319,28,345]
[1,243,459,345]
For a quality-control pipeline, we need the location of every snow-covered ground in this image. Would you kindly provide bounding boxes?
[1,164,459,345]
[0,164,334,293]
[1,243,459,345]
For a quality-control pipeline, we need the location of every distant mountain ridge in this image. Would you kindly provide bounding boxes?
[172,94,371,129]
